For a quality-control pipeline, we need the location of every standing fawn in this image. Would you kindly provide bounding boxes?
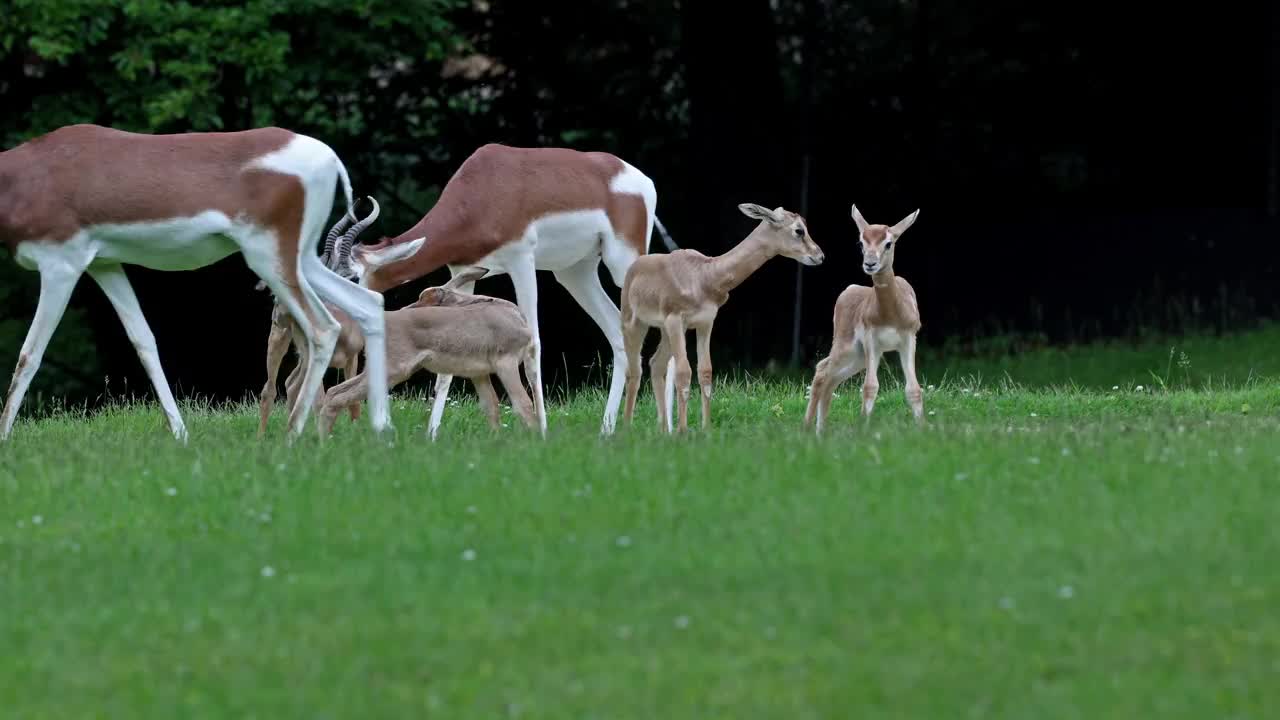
[621,203,824,433]
[318,267,543,438]
[804,204,923,433]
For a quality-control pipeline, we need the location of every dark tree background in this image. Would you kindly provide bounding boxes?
[1,0,1275,412]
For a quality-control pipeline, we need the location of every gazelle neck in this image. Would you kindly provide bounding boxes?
[708,229,775,295]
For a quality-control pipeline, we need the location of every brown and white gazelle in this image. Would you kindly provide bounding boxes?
[333,143,675,437]
[804,205,923,433]
[0,123,393,441]
[620,203,825,433]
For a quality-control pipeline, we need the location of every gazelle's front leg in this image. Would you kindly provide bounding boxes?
[694,322,715,429]
[425,268,478,438]
[899,333,924,423]
[861,334,882,419]
[508,255,546,436]
[1,257,88,440]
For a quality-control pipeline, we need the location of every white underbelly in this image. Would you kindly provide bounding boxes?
[471,209,612,274]
[88,212,240,271]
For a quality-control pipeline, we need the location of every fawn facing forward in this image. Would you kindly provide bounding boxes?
[805,204,923,433]
[621,203,824,433]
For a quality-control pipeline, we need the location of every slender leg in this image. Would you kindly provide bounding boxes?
[343,353,362,423]
[0,260,86,440]
[508,256,546,436]
[553,256,627,435]
[304,256,391,435]
[257,318,292,438]
[318,373,367,437]
[663,315,691,433]
[648,335,672,432]
[427,373,452,441]
[474,375,501,430]
[621,320,647,427]
[424,269,477,439]
[87,266,188,442]
[861,334,882,419]
[283,353,303,418]
[809,342,865,434]
[495,362,538,431]
[694,322,715,429]
[899,333,924,423]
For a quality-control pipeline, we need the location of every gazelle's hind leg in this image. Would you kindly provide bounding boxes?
[0,245,93,440]
[258,319,292,437]
[494,361,538,431]
[232,226,339,440]
[89,265,189,442]
[553,254,626,436]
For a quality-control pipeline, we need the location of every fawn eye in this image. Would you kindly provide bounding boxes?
[884,240,893,249]
[794,227,805,238]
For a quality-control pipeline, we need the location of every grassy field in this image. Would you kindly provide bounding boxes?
[3,324,1280,718]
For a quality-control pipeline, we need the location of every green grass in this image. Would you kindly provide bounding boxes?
[3,325,1280,718]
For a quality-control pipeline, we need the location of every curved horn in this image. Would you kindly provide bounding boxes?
[320,209,356,269]
[336,196,380,271]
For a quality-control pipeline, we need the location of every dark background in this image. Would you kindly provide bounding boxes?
[1,0,1276,411]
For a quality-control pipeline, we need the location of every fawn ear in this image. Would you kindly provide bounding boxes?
[444,266,489,289]
[851,204,869,234]
[739,203,783,225]
[890,209,920,237]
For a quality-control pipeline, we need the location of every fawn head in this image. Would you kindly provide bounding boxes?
[851,205,919,276]
[738,203,824,266]
[415,267,490,306]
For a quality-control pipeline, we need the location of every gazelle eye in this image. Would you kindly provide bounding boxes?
[794,227,805,237]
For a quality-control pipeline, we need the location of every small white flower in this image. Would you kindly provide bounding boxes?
[166,487,178,497]
[260,566,276,578]
[32,515,43,525]
[674,615,691,629]
[461,548,477,561]
[928,410,937,416]
[275,463,286,472]
[954,472,969,481]
[1112,385,1120,391]
[1135,385,1145,392]
[1058,585,1075,599]
[927,384,936,391]
[1030,412,1038,418]
[466,505,478,514]
[1028,457,1040,465]
[616,535,632,548]
[1061,447,1071,456]
[998,596,1015,610]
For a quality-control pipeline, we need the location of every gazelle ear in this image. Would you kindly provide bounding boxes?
[891,209,920,236]
[739,203,783,225]
[851,204,869,234]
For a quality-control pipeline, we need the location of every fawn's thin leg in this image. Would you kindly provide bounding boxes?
[861,334,882,418]
[495,363,538,431]
[648,334,673,432]
[694,322,714,429]
[663,315,691,433]
[344,353,362,423]
[257,321,292,438]
[318,373,367,437]
[899,333,924,422]
[622,321,647,426]
[474,375,501,430]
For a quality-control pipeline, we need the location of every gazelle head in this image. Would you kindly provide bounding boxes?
[851,205,919,276]
[323,196,384,281]
[328,199,427,287]
[738,203,824,266]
